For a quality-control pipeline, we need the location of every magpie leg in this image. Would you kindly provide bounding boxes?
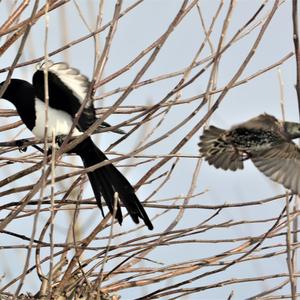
[55,135,65,147]
[15,139,46,154]
[46,146,53,156]
[44,135,66,156]
[15,139,55,155]
[32,144,46,154]
[15,140,28,153]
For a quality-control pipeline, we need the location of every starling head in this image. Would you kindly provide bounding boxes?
[283,121,300,139]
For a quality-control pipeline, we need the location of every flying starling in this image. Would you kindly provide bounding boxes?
[199,114,300,194]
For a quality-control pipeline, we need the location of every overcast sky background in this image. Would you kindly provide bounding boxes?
[0,1,298,299]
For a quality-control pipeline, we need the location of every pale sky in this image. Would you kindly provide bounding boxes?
[0,1,298,299]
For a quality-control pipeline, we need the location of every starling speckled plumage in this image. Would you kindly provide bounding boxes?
[199,114,300,194]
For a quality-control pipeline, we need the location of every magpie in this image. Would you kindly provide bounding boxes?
[0,61,153,230]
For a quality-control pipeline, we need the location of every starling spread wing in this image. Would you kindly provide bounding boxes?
[251,142,300,194]
[199,126,244,171]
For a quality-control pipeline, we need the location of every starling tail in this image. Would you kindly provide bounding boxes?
[199,114,300,195]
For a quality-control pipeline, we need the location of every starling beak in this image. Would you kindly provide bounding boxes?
[199,113,300,194]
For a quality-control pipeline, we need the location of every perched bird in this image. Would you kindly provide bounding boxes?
[0,61,153,230]
[199,114,300,194]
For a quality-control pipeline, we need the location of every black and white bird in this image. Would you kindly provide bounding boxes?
[0,61,153,230]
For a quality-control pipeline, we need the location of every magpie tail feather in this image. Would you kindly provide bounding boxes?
[73,138,153,230]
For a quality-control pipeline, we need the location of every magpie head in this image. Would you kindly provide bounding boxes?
[0,79,34,105]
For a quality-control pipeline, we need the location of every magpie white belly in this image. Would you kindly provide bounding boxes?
[32,98,81,138]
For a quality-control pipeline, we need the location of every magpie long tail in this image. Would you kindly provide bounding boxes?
[72,138,153,230]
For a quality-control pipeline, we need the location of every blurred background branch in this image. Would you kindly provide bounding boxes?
[0,0,299,299]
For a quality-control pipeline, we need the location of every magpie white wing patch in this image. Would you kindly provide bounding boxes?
[32,98,81,138]
[37,61,90,104]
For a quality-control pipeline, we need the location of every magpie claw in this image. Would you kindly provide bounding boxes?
[55,135,65,146]
[16,140,28,152]
[47,147,53,156]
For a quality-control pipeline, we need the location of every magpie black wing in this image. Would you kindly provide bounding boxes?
[32,61,96,132]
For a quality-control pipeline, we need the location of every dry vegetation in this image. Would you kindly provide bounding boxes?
[0,0,299,299]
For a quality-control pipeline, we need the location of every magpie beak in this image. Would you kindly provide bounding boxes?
[0,61,153,230]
